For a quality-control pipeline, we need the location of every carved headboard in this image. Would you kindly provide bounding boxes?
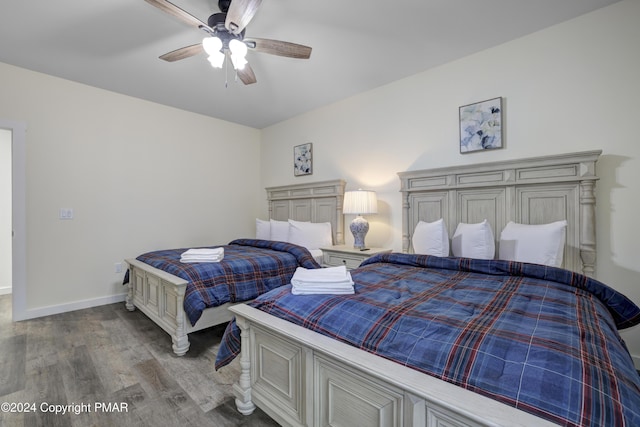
[266,180,346,245]
[398,151,601,276]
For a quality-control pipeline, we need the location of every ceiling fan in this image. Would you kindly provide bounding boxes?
[144,0,312,85]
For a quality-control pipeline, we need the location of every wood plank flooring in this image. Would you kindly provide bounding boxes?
[0,295,279,427]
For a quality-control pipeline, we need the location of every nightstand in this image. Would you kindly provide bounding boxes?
[320,245,392,269]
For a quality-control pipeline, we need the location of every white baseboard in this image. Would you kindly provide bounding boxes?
[16,293,128,321]
[0,286,11,295]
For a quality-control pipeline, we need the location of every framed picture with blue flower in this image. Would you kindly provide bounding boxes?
[294,142,313,176]
[459,97,503,153]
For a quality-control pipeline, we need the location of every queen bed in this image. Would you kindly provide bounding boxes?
[214,151,640,426]
[124,179,345,356]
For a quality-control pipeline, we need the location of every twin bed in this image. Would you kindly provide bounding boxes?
[213,151,640,426]
[125,179,345,355]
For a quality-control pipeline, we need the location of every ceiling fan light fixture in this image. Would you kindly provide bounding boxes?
[145,0,311,85]
[229,39,248,57]
[207,52,225,68]
[203,36,225,68]
[229,39,248,70]
[230,54,247,70]
[202,36,223,55]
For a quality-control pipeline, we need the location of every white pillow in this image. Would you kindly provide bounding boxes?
[269,219,291,242]
[451,219,495,259]
[256,219,271,240]
[499,220,567,267]
[412,219,450,257]
[287,219,333,251]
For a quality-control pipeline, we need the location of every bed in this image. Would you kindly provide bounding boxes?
[214,151,640,426]
[124,179,345,356]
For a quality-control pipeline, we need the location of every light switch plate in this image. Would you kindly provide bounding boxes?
[59,208,74,220]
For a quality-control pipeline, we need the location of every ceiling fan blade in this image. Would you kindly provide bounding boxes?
[237,63,257,85]
[245,38,312,59]
[159,44,204,62]
[144,0,211,30]
[225,0,263,34]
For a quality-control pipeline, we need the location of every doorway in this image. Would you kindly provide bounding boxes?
[0,128,11,295]
[0,120,26,321]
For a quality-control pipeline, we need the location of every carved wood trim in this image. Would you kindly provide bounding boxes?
[398,151,601,276]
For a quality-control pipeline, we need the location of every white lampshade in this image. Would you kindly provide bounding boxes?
[343,190,378,215]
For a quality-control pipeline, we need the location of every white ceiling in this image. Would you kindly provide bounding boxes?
[0,0,620,129]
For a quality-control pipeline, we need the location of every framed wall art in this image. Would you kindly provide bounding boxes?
[294,142,313,176]
[459,97,503,153]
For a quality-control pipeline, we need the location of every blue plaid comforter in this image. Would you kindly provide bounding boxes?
[215,253,640,427]
[134,239,320,325]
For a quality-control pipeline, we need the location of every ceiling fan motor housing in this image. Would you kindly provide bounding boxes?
[208,12,245,46]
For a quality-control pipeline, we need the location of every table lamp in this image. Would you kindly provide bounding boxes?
[343,189,378,249]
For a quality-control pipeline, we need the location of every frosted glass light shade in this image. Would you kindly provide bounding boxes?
[229,39,248,56]
[229,39,248,70]
[230,54,247,70]
[207,52,225,68]
[202,37,222,55]
[203,37,225,68]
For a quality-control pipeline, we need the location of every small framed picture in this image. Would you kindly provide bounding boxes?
[459,97,503,153]
[293,143,313,176]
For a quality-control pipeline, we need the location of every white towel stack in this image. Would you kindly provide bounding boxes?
[291,265,354,295]
[180,247,224,263]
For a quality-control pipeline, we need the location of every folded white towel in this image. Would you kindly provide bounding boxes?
[181,254,224,260]
[291,278,353,288]
[180,247,224,263]
[290,266,354,295]
[291,266,349,283]
[291,281,354,290]
[180,257,223,263]
[291,286,354,295]
[181,248,224,257]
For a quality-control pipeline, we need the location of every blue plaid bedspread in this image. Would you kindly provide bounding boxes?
[134,239,320,325]
[215,253,640,427]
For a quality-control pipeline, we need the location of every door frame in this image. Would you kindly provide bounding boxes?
[0,120,27,321]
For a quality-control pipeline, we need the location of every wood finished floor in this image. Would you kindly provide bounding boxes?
[0,295,280,427]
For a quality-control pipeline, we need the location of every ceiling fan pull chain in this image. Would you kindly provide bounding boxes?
[224,50,229,88]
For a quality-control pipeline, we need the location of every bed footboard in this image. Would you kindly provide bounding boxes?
[126,258,235,356]
[229,304,557,427]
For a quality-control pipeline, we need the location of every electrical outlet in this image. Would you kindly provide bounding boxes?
[114,262,123,274]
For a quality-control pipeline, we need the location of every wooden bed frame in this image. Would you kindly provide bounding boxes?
[125,179,345,356]
[228,151,602,426]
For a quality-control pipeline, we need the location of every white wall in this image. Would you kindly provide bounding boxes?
[0,128,11,294]
[261,0,640,363]
[0,62,261,317]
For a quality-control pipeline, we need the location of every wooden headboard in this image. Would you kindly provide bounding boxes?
[266,180,346,245]
[398,151,601,276]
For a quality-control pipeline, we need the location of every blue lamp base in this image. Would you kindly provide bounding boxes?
[350,215,370,249]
